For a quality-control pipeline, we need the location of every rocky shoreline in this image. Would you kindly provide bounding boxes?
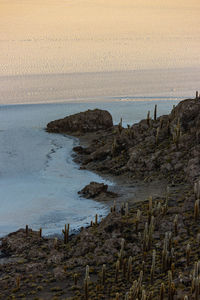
[0,98,200,299]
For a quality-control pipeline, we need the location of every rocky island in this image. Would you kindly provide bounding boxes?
[0,98,200,299]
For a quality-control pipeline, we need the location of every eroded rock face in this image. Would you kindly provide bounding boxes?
[46,109,113,134]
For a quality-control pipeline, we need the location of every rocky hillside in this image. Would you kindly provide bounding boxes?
[71,98,200,184]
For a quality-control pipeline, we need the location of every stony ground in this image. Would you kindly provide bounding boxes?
[1,181,200,300]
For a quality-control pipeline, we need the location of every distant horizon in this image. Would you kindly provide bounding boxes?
[0,0,200,104]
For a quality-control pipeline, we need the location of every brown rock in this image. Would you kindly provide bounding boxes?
[46,109,113,134]
[78,181,108,198]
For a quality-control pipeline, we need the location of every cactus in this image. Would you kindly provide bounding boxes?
[143,222,149,252]
[168,270,172,299]
[101,264,106,285]
[16,276,20,290]
[141,288,147,300]
[25,225,28,236]
[125,292,129,300]
[186,243,191,266]
[194,199,200,221]
[154,104,157,121]
[84,265,90,300]
[95,214,98,226]
[194,276,199,300]
[149,196,153,212]
[74,273,78,285]
[147,111,150,126]
[160,283,165,300]
[194,180,200,199]
[63,224,70,244]
[116,292,120,300]
[162,233,171,271]
[171,263,175,276]
[127,256,132,281]
[125,202,129,216]
[197,233,200,245]
[150,250,156,284]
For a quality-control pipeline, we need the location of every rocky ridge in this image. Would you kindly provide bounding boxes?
[71,98,200,184]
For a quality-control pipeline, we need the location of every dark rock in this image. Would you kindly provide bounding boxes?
[78,181,108,198]
[46,109,113,134]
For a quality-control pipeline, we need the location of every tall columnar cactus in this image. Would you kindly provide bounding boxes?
[125,203,129,216]
[154,104,157,121]
[95,214,98,226]
[127,256,133,281]
[168,270,172,299]
[116,292,120,300]
[63,223,70,244]
[84,265,90,300]
[194,199,200,221]
[150,250,156,284]
[160,283,165,300]
[194,180,200,199]
[101,264,106,286]
[74,273,78,286]
[147,111,150,126]
[25,225,28,236]
[16,276,20,290]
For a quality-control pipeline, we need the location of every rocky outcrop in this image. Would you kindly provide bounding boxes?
[70,98,200,183]
[78,181,117,199]
[78,182,108,198]
[46,109,113,134]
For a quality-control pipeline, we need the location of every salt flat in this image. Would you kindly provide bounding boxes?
[0,0,200,104]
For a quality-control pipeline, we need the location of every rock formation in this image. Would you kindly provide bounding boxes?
[71,98,200,183]
[46,109,113,134]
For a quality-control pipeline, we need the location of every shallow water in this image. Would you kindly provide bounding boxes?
[0,99,179,237]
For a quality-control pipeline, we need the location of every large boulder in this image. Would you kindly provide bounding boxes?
[46,109,113,134]
[78,181,117,199]
[78,182,108,198]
